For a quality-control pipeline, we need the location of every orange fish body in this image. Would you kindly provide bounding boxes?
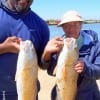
[56,38,79,100]
[15,40,38,100]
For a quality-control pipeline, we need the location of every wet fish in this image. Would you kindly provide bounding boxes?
[15,40,38,100]
[55,38,79,100]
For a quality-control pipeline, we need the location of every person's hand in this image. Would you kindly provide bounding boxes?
[0,36,21,54]
[42,36,64,61]
[74,59,84,74]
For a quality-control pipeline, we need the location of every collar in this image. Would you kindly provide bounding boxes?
[76,33,84,50]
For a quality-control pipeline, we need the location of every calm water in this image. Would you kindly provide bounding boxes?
[49,23,100,40]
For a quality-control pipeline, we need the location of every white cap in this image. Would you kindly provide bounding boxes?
[58,10,83,26]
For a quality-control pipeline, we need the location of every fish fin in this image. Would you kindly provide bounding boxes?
[53,66,57,76]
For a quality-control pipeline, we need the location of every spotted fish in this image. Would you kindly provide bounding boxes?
[55,38,79,100]
[15,40,38,100]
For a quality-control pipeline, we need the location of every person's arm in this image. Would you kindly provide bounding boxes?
[41,36,63,69]
[80,42,100,79]
[0,36,21,54]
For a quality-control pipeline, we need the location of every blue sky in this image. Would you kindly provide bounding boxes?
[31,0,100,20]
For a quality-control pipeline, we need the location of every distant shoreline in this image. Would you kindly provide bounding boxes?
[46,20,100,25]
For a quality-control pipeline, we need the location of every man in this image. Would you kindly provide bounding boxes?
[0,0,49,99]
[42,11,100,100]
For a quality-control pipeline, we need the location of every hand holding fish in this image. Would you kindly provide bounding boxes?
[74,59,84,74]
[0,36,21,54]
[42,36,63,61]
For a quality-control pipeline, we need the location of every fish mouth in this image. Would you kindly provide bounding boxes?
[20,40,33,50]
[64,38,77,49]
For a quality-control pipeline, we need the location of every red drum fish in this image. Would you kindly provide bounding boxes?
[15,40,38,100]
[56,38,79,100]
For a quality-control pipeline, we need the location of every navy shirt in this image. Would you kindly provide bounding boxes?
[0,1,49,92]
